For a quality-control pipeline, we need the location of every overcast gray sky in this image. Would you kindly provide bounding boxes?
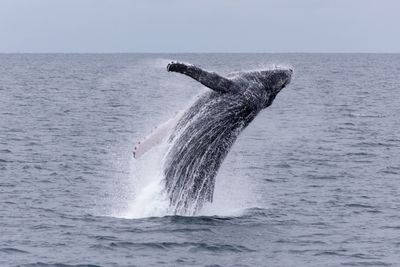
[0,0,399,53]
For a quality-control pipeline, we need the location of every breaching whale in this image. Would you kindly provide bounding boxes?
[134,61,292,215]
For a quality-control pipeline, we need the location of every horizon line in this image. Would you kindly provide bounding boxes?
[1,51,400,55]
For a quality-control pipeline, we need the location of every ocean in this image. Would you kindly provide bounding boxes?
[1,53,399,266]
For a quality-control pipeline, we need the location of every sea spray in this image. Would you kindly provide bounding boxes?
[123,140,171,218]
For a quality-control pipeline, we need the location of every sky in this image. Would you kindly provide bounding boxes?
[0,0,399,53]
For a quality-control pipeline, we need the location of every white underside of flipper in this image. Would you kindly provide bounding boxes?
[133,111,183,159]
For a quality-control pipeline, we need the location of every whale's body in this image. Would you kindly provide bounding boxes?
[134,62,292,215]
[164,91,257,214]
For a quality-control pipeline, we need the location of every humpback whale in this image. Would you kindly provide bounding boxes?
[134,61,292,215]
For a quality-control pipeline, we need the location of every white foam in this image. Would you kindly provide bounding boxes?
[117,140,171,219]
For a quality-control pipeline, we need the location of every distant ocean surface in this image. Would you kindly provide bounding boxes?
[1,54,400,267]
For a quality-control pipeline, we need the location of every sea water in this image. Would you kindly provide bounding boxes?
[1,53,400,266]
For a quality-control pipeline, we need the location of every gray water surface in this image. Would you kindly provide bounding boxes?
[1,54,400,266]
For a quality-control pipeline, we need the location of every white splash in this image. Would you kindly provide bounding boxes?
[119,141,171,219]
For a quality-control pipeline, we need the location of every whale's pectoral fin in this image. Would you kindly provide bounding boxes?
[133,111,183,159]
[167,61,235,94]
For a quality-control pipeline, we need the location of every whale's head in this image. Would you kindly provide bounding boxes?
[243,67,292,109]
[232,67,293,109]
[259,68,293,94]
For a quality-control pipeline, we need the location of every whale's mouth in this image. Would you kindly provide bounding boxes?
[283,69,293,87]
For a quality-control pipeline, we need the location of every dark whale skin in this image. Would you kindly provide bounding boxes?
[163,62,292,215]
